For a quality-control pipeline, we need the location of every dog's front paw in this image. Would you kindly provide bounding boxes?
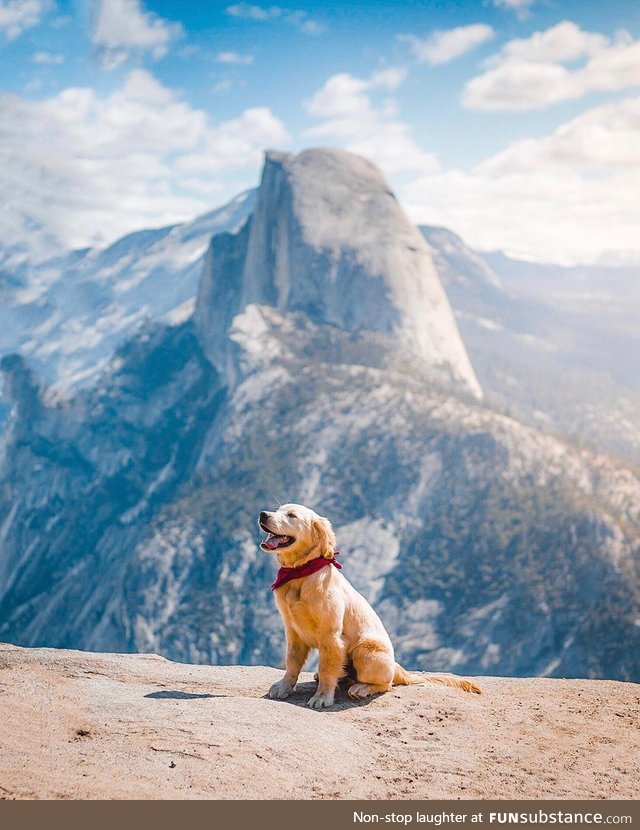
[307,691,335,709]
[268,679,293,700]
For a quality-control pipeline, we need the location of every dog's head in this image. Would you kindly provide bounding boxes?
[258,504,336,565]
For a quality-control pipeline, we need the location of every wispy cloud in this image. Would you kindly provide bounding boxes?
[91,0,183,69]
[369,67,407,90]
[400,24,494,66]
[213,78,235,93]
[492,0,536,20]
[402,94,640,264]
[0,69,289,254]
[226,2,272,20]
[216,51,254,65]
[225,3,325,35]
[479,96,640,175]
[304,70,438,176]
[0,0,52,41]
[32,50,64,64]
[463,21,640,111]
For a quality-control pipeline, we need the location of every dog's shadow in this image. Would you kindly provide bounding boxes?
[262,680,379,711]
[145,690,227,700]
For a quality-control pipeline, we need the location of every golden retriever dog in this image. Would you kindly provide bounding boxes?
[259,503,482,709]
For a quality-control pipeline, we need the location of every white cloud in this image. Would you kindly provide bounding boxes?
[226,3,272,21]
[283,9,323,35]
[0,0,51,40]
[303,71,438,176]
[213,78,235,93]
[401,95,640,264]
[32,50,64,64]
[225,3,324,35]
[463,21,640,111]
[175,107,290,184]
[479,96,640,174]
[400,24,494,66]
[91,0,183,69]
[492,0,536,19]
[305,73,370,119]
[497,20,607,62]
[369,67,407,90]
[216,51,254,65]
[0,70,289,256]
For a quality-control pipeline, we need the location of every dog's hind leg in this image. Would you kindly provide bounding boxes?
[347,640,395,700]
[315,656,355,686]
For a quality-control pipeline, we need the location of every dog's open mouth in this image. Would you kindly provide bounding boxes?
[260,522,295,551]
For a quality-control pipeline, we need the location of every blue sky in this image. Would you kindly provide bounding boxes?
[1,0,640,264]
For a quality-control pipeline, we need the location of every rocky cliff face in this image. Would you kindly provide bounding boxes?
[196,150,482,397]
[0,150,639,682]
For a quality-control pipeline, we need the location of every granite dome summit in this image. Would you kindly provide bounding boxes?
[196,148,482,398]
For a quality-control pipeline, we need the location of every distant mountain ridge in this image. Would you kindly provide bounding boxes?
[1,157,637,463]
[421,226,640,464]
[0,148,638,682]
[0,189,255,394]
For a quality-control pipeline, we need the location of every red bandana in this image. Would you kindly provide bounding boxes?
[271,551,342,591]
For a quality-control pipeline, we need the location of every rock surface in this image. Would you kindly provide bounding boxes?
[0,644,638,800]
[196,149,481,397]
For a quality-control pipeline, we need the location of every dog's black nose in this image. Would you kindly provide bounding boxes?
[259,511,269,524]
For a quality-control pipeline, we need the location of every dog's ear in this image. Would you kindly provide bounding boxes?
[312,515,336,559]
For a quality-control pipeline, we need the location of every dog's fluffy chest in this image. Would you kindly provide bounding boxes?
[274,571,340,647]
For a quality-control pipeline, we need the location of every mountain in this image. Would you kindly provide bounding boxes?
[422,226,640,465]
[2,165,637,466]
[0,148,639,682]
[196,150,481,398]
[0,190,255,394]
[0,150,479,400]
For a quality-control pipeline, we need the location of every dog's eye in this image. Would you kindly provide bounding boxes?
[287,512,297,519]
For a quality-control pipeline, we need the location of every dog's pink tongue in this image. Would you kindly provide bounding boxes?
[263,536,287,550]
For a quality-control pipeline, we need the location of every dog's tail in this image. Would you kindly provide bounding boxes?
[393,663,482,694]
